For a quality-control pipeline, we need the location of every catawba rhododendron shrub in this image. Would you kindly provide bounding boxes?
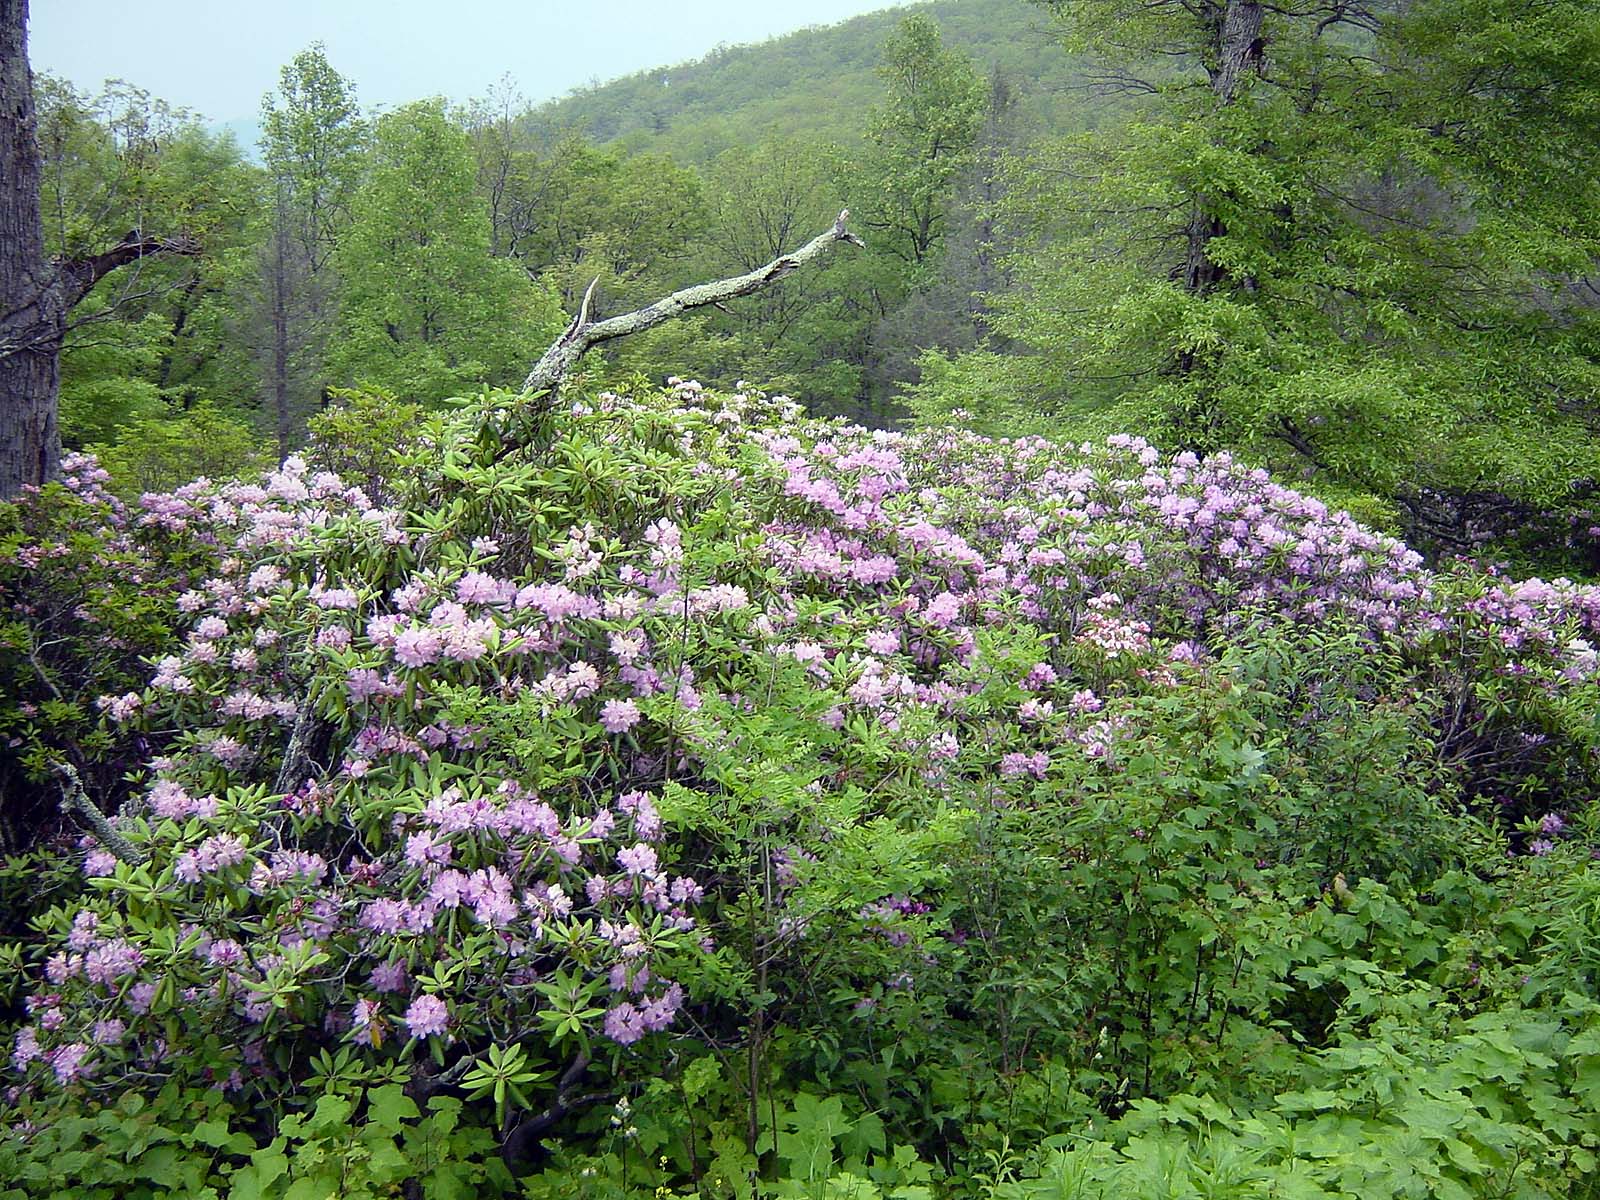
[0,455,222,853]
[9,382,1599,1117]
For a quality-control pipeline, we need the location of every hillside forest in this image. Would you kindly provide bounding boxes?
[3,0,1600,1197]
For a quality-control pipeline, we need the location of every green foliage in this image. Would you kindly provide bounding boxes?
[0,464,216,852]
[253,43,368,456]
[260,43,366,276]
[89,403,273,500]
[305,386,428,504]
[7,382,1600,1198]
[34,79,266,452]
[914,0,1600,556]
[859,15,985,269]
[329,99,565,400]
[14,0,1600,1187]
[510,137,706,313]
[998,992,1600,1198]
[0,1083,514,1200]
[526,0,1087,165]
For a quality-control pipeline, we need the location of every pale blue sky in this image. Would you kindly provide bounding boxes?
[29,1,916,123]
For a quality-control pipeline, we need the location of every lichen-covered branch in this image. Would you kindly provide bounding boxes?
[521,209,864,398]
[52,762,145,865]
[273,696,327,797]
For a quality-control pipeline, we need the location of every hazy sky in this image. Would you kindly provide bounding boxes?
[29,1,913,123]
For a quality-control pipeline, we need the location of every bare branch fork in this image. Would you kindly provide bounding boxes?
[0,231,203,359]
[57,229,203,309]
[520,209,864,398]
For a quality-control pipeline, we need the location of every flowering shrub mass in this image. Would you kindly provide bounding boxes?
[0,454,223,853]
[6,382,1600,1194]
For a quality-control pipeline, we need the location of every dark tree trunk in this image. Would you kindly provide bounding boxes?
[1,0,198,499]
[0,0,61,498]
[1179,0,1267,302]
[1162,0,1268,444]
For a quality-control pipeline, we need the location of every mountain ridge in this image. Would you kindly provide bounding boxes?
[523,0,1088,162]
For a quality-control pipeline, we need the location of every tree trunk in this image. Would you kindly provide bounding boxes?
[0,0,200,499]
[272,190,293,462]
[1211,0,1265,103]
[1180,0,1266,301]
[0,326,60,496]
[0,0,62,498]
[1162,0,1268,445]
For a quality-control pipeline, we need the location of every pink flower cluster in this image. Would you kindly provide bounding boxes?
[13,382,1598,1106]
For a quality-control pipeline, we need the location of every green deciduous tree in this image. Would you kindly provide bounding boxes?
[33,78,262,437]
[25,73,258,465]
[260,44,364,276]
[255,45,365,458]
[859,14,985,269]
[919,0,1600,551]
[509,136,706,315]
[329,100,563,400]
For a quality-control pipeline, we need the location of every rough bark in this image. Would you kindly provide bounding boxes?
[521,209,865,399]
[0,0,198,499]
[0,0,58,498]
[1211,0,1265,104]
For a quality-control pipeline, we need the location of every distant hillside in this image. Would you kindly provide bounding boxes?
[526,0,1097,162]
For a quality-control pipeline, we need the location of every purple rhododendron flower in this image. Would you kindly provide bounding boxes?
[600,698,642,733]
[603,1002,645,1045]
[403,995,449,1039]
[617,844,658,877]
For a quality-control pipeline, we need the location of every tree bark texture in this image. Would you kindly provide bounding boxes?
[0,0,60,498]
[1211,0,1265,104]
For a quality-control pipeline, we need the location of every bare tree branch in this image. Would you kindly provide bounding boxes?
[520,208,864,398]
[0,233,202,362]
[57,229,201,308]
[53,762,145,865]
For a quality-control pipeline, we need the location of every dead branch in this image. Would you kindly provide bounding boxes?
[52,761,145,865]
[520,209,864,399]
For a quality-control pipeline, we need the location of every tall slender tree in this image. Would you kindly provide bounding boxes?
[255,45,364,459]
[860,15,985,268]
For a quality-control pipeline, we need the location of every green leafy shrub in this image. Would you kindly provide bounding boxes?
[5,383,1599,1196]
[89,403,273,501]
[0,455,218,853]
[0,1082,512,1199]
